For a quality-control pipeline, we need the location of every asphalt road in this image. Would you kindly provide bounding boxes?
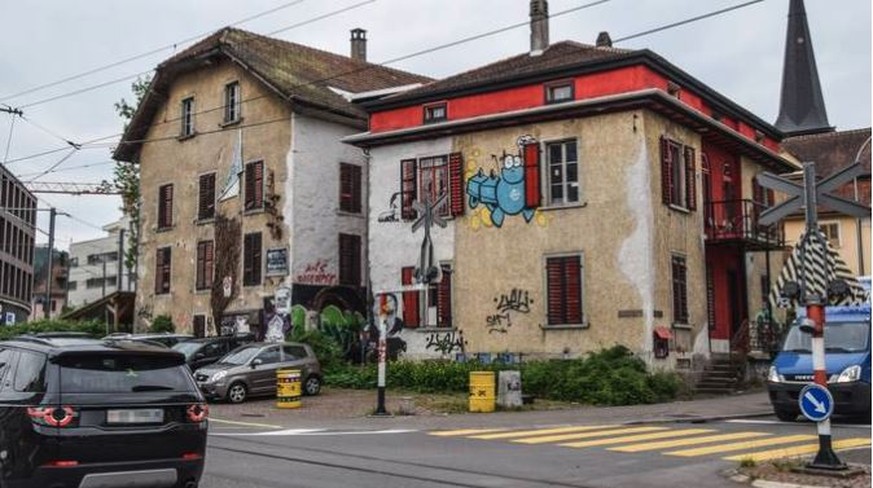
[202,415,871,488]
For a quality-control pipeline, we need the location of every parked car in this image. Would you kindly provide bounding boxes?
[103,333,194,348]
[194,342,322,403]
[0,335,208,488]
[172,334,256,371]
[767,304,871,421]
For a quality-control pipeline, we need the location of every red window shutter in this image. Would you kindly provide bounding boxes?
[159,184,173,228]
[400,159,417,220]
[523,142,541,209]
[546,258,564,325]
[401,266,419,328]
[199,174,215,220]
[254,162,264,208]
[448,153,464,217]
[684,147,696,211]
[245,161,263,209]
[244,164,255,209]
[564,256,582,324]
[660,136,672,206]
[436,266,452,327]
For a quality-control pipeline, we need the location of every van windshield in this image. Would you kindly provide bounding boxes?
[782,321,870,353]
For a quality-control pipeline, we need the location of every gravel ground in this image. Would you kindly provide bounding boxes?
[737,460,870,488]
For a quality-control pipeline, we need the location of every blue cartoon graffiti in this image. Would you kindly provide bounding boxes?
[466,135,538,227]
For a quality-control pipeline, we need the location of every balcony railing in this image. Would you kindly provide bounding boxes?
[704,199,783,248]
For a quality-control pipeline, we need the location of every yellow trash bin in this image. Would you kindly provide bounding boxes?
[277,369,301,409]
[469,371,496,413]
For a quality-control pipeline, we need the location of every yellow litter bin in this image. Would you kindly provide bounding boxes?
[277,369,301,409]
[469,371,496,413]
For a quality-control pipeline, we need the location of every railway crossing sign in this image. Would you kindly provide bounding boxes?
[799,383,834,423]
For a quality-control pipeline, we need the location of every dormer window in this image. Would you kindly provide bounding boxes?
[181,97,195,137]
[423,103,447,124]
[545,81,574,104]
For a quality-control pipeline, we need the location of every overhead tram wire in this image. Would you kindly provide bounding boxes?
[8,0,765,167]
[16,0,376,110]
[0,0,310,104]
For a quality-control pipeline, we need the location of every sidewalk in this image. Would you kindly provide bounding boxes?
[208,387,774,431]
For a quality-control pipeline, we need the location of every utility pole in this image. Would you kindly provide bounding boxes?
[117,229,125,291]
[44,207,56,319]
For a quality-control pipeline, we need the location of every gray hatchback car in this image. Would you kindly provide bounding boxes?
[193,342,321,403]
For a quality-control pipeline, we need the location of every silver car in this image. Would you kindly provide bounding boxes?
[194,342,322,403]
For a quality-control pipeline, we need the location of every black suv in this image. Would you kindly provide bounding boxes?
[171,334,256,371]
[0,336,207,488]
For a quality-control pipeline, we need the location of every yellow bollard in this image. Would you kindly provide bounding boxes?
[276,369,301,409]
[469,371,496,413]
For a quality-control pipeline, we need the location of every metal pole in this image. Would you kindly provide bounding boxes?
[374,293,389,416]
[44,207,56,319]
[117,229,125,291]
[101,258,107,298]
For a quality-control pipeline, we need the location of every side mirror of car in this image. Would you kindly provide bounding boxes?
[251,358,263,368]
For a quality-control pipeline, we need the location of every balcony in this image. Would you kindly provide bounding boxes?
[704,199,784,250]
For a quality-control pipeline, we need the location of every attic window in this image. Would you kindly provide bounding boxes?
[181,97,195,137]
[545,81,574,104]
[224,82,241,124]
[667,81,681,99]
[423,103,447,124]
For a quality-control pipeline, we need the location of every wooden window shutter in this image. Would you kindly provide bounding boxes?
[684,146,696,211]
[352,164,362,214]
[401,266,419,328]
[254,162,263,208]
[196,242,206,289]
[245,162,263,209]
[448,153,465,217]
[339,234,361,287]
[564,256,582,324]
[546,258,564,325]
[660,136,672,206]
[159,184,173,228]
[204,240,214,288]
[339,163,360,213]
[243,233,262,286]
[436,265,452,327]
[400,159,417,221]
[672,256,688,323]
[198,174,215,220]
[155,248,164,294]
[523,142,541,208]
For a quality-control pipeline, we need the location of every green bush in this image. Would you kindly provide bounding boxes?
[150,315,174,333]
[322,345,683,406]
[0,319,105,341]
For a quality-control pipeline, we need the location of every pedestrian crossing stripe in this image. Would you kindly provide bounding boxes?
[429,428,508,437]
[559,428,715,448]
[609,431,772,452]
[469,425,619,440]
[722,438,872,462]
[512,426,668,444]
[666,434,817,457]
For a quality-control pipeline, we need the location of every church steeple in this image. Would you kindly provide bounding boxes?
[775,0,833,136]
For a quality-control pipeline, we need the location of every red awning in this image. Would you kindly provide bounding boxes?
[654,326,673,340]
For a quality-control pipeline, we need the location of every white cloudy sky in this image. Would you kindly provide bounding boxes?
[0,0,870,249]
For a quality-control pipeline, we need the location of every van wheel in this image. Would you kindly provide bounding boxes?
[227,382,248,404]
[303,375,322,396]
[774,407,797,422]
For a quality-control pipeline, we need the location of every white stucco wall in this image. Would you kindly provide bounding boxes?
[286,114,369,290]
[68,224,132,307]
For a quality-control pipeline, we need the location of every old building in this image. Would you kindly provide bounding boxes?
[347,0,797,367]
[0,164,36,325]
[114,27,429,336]
[29,246,68,321]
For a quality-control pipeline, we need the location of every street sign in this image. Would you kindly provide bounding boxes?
[799,383,834,422]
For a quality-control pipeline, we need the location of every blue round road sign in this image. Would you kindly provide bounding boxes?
[798,383,834,422]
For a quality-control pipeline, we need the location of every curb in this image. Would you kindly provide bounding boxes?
[751,480,829,488]
[623,411,773,425]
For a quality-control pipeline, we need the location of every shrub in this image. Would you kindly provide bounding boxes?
[287,328,344,369]
[150,315,174,333]
[0,319,105,341]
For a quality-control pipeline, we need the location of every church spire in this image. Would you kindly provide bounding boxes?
[775,0,833,136]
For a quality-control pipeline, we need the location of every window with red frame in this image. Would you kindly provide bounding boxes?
[399,153,464,220]
[660,136,697,211]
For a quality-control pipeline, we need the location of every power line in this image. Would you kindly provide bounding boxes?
[15,160,115,178]
[612,0,766,43]
[19,115,81,149]
[0,0,309,104]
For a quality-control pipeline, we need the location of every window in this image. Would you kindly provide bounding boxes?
[196,240,215,291]
[423,102,447,124]
[400,153,465,220]
[181,97,195,137]
[243,233,262,286]
[660,137,697,211]
[545,81,574,104]
[432,264,452,327]
[546,140,579,205]
[158,183,173,229]
[224,81,241,123]
[338,233,361,287]
[193,315,206,338]
[198,173,216,221]
[401,267,419,328]
[155,247,171,295]
[13,350,46,393]
[820,222,841,248]
[254,346,281,364]
[545,254,583,326]
[339,163,362,214]
[244,161,264,210]
[67,281,77,291]
[69,257,78,267]
[671,255,688,325]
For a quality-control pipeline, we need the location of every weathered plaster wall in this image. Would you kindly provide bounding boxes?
[137,58,292,332]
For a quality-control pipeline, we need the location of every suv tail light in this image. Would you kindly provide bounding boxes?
[27,406,78,428]
[186,403,208,423]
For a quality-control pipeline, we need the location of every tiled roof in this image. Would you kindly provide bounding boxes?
[782,128,872,206]
[115,27,431,161]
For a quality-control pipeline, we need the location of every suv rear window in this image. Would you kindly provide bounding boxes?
[58,354,192,393]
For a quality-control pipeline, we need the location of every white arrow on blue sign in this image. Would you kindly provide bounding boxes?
[798,384,834,422]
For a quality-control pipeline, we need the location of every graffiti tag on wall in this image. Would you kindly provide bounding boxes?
[295,260,337,286]
[425,330,465,355]
[486,288,532,334]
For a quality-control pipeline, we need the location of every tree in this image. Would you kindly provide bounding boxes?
[210,214,242,328]
[111,76,150,274]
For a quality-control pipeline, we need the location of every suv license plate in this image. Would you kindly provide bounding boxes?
[106,409,164,424]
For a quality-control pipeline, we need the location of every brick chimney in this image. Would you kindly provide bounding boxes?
[595,31,612,48]
[350,28,367,62]
[530,0,549,56]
